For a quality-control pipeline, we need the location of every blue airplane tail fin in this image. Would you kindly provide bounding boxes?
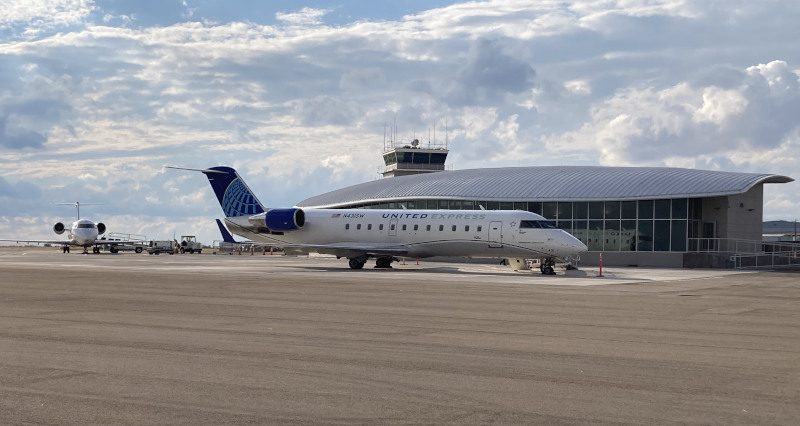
[202,166,266,218]
[215,219,237,243]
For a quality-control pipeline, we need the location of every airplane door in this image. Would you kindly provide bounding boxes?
[489,221,502,248]
[388,219,398,237]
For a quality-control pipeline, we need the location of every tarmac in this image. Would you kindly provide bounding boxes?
[0,247,798,425]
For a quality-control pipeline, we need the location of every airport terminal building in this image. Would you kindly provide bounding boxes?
[298,147,793,267]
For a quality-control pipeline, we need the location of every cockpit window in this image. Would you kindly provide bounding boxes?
[77,223,96,229]
[520,220,557,229]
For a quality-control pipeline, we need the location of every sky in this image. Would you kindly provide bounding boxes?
[1,0,799,244]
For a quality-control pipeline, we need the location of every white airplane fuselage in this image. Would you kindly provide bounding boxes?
[225,208,586,260]
[172,165,587,272]
[66,219,101,247]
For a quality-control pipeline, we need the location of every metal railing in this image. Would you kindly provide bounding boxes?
[731,251,800,270]
[689,238,800,254]
[689,238,800,269]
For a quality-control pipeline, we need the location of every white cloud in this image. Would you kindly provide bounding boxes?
[746,60,800,97]
[0,0,94,36]
[693,87,748,125]
[564,80,592,95]
[275,7,328,26]
[545,60,800,169]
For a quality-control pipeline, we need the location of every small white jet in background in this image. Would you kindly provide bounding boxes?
[1,202,138,254]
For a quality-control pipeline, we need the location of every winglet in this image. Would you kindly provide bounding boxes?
[216,219,237,243]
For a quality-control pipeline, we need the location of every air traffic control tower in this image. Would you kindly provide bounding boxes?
[381,137,449,178]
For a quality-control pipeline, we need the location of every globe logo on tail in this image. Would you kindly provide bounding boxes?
[222,178,261,217]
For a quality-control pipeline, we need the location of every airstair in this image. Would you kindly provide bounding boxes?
[106,232,148,242]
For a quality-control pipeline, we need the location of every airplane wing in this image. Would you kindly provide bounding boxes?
[222,220,409,257]
[274,242,409,258]
[0,238,76,245]
[0,238,143,246]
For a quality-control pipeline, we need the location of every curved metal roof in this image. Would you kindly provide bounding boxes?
[297,166,793,208]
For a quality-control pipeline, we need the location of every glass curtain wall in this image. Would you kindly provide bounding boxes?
[349,198,697,252]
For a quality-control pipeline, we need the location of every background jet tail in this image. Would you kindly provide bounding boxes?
[215,219,237,243]
[202,166,266,217]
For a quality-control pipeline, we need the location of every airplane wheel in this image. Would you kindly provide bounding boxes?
[66,246,70,253]
[545,266,555,275]
[349,258,365,269]
[375,257,393,268]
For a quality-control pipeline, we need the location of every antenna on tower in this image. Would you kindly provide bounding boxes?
[445,117,449,149]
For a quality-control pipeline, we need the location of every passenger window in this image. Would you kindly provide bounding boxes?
[439,225,444,231]
[465,225,470,232]
[402,224,407,231]
[368,224,372,230]
[345,224,350,230]
[356,224,361,230]
[452,225,457,231]
[391,224,396,231]
[379,224,384,231]
[413,224,419,231]
[426,225,431,231]
[477,225,482,232]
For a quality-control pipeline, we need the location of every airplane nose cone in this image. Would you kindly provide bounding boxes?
[561,232,587,255]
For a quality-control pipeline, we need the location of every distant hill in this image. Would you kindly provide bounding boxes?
[763,220,798,234]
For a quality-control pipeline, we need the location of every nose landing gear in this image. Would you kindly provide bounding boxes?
[540,257,556,275]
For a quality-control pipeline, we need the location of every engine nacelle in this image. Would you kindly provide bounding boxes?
[53,222,66,235]
[96,222,106,235]
[264,208,305,231]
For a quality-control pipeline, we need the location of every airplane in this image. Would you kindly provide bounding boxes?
[171,166,587,274]
[0,202,140,254]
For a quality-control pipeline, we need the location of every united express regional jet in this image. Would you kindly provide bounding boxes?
[172,166,587,274]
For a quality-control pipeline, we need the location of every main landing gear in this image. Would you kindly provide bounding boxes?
[347,256,394,269]
[62,245,70,253]
[540,257,556,275]
[348,258,365,269]
[375,257,393,269]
